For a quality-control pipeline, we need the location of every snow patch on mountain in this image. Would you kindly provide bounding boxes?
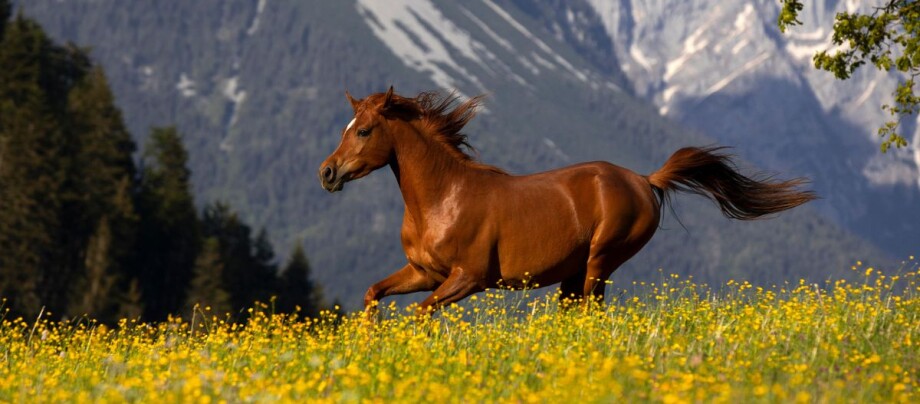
[460,7,513,53]
[864,114,920,188]
[356,0,486,91]
[223,76,246,128]
[784,31,832,60]
[915,134,920,188]
[176,73,196,97]
[246,0,268,36]
[482,0,554,59]
[481,0,588,83]
[542,137,570,162]
[731,39,749,55]
[629,44,655,71]
[703,52,770,96]
[137,65,158,91]
[456,6,530,87]
[734,4,755,31]
[863,155,920,187]
[356,0,600,92]
[852,79,877,108]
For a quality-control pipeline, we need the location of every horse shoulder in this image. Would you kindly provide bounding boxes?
[398,205,457,277]
[405,180,495,275]
[400,209,423,261]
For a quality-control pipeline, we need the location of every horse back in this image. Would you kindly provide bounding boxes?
[481,161,660,283]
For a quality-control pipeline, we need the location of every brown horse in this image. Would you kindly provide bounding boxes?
[319,87,815,313]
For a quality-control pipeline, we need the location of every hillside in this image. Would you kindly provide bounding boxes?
[15,0,894,307]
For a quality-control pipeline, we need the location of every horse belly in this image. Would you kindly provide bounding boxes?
[514,248,589,288]
[494,192,593,288]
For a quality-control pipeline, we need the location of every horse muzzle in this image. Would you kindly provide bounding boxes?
[319,164,346,193]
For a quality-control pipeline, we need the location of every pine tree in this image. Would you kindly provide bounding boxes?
[251,228,280,303]
[107,176,140,297]
[185,238,232,319]
[115,278,144,321]
[62,66,139,321]
[277,242,324,317]
[134,127,200,320]
[68,216,117,319]
[0,15,74,317]
[0,0,10,40]
[66,67,137,230]
[200,202,278,312]
[0,10,161,322]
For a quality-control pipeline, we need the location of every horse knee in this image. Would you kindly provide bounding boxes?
[363,286,380,308]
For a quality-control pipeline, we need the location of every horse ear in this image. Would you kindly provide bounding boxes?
[345,90,359,112]
[382,85,394,110]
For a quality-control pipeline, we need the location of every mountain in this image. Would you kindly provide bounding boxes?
[568,0,920,254]
[14,0,896,307]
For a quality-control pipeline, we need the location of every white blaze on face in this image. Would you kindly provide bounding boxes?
[346,118,356,132]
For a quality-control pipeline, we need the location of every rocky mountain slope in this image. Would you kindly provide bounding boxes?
[571,0,919,254]
[16,0,897,306]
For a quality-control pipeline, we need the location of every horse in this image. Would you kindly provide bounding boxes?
[318,87,816,314]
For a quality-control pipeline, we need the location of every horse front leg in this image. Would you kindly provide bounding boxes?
[416,268,484,315]
[364,263,439,318]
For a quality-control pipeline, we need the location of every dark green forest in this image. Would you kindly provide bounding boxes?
[0,5,327,323]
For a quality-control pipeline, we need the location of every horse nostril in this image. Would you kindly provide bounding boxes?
[322,166,335,182]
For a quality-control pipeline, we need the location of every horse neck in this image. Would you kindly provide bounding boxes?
[389,124,473,217]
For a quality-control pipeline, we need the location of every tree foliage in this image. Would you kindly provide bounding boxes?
[779,0,920,152]
[134,127,200,320]
[0,14,83,317]
[64,67,140,321]
[68,216,118,319]
[0,9,330,323]
[200,202,276,313]
[277,242,325,318]
[0,10,147,321]
[0,0,9,40]
[185,237,232,319]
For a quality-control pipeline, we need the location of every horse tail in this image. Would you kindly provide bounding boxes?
[647,146,817,220]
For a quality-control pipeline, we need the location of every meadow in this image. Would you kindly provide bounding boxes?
[0,260,917,403]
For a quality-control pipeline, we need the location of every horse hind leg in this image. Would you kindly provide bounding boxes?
[559,271,586,307]
[583,218,657,305]
[583,252,631,306]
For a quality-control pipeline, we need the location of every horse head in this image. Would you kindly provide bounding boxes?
[319,86,411,192]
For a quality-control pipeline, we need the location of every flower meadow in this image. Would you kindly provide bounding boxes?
[1,260,918,403]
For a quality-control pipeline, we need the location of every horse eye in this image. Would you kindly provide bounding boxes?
[357,128,371,137]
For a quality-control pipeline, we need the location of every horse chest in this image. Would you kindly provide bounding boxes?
[401,218,457,274]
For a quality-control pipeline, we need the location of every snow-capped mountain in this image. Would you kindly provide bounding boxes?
[15,0,906,306]
[541,0,919,254]
[587,0,919,187]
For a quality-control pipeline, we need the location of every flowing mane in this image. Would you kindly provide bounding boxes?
[385,91,507,174]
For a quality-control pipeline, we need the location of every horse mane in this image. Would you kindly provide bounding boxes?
[386,91,507,175]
